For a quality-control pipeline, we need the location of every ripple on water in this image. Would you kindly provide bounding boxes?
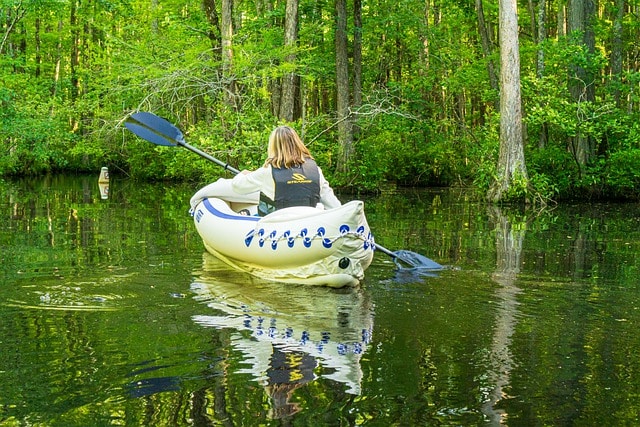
[4,281,127,312]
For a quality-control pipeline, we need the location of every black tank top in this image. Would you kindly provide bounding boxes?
[271,159,321,209]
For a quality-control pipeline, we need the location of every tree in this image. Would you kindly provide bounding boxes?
[476,0,499,102]
[567,0,596,171]
[487,0,528,203]
[203,0,221,61]
[536,0,548,148]
[279,0,298,121]
[0,0,27,56]
[222,0,238,112]
[2,0,640,201]
[610,0,625,108]
[352,0,362,138]
[335,0,353,175]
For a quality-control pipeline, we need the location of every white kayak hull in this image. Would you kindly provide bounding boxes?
[191,192,375,287]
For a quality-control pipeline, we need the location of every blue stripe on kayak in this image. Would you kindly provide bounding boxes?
[201,198,260,222]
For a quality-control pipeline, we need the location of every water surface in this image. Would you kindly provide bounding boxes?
[1,176,639,426]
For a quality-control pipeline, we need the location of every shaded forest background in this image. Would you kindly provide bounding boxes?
[2,0,640,200]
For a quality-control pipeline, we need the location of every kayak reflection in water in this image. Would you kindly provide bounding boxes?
[191,253,374,418]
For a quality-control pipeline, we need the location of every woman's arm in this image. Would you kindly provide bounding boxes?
[318,168,342,209]
[231,166,275,200]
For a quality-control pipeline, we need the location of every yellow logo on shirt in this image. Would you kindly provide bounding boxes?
[288,173,312,184]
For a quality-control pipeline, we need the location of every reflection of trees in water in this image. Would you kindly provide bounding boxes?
[482,206,525,425]
[3,176,371,425]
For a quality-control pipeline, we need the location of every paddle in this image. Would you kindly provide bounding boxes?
[125,112,240,174]
[374,245,443,270]
[124,111,443,270]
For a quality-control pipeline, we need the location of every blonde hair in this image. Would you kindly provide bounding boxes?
[264,126,314,169]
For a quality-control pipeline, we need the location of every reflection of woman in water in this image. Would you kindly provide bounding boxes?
[266,346,317,419]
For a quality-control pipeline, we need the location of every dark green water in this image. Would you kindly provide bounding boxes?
[1,175,639,426]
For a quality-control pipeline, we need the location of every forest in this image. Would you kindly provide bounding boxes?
[1,0,640,202]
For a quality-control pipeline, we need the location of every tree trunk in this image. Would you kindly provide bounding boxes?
[70,0,80,101]
[352,0,362,138]
[567,0,596,170]
[52,19,63,101]
[335,0,353,175]
[221,0,239,112]
[0,3,27,55]
[35,17,41,78]
[487,0,528,203]
[203,0,222,61]
[537,0,548,148]
[279,0,298,121]
[611,0,625,107]
[202,0,222,122]
[557,0,566,37]
[476,0,499,99]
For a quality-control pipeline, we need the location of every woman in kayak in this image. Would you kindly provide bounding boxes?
[231,125,341,211]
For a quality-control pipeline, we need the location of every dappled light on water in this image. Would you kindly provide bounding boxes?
[2,178,640,425]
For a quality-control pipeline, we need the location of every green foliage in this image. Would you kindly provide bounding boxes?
[605,149,640,199]
[470,116,500,192]
[526,145,576,197]
[528,171,559,201]
[2,0,640,202]
[502,167,530,203]
[0,88,73,175]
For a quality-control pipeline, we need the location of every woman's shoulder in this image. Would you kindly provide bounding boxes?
[304,157,318,166]
[253,164,272,176]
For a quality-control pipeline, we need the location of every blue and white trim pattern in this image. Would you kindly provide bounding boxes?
[244,224,374,251]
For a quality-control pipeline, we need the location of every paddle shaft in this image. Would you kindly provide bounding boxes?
[374,244,398,259]
[178,140,240,175]
[177,139,276,211]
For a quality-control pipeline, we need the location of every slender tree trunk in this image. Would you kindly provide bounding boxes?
[202,0,222,122]
[221,0,238,111]
[0,3,27,55]
[611,0,625,107]
[527,0,536,37]
[421,0,430,73]
[537,0,548,148]
[203,0,222,61]
[335,0,353,175]
[220,0,241,141]
[536,0,546,81]
[352,0,362,138]
[557,0,566,36]
[70,0,80,101]
[476,0,499,101]
[35,17,41,78]
[52,19,63,102]
[567,0,596,170]
[488,0,528,203]
[279,0,298,121]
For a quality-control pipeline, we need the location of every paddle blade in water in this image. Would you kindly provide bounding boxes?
[393,250,443,270]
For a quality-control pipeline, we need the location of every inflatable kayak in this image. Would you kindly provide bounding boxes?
[190,179,375,287]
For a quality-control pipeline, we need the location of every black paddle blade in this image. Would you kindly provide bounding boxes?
[392,250,443,270]
[125,112,184,147]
